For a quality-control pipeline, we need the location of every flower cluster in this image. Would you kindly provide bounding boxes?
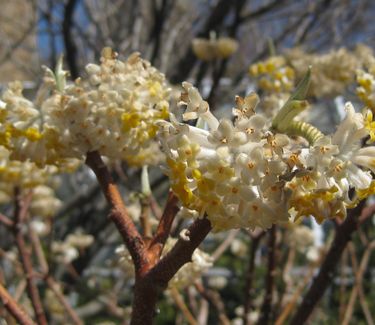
[192,34,239,61]
[0,48,170,167]
[285,47,360,97]
[51,230,94,264]
[249,56,295,93]
[158,83,375,231]
[357,66,375,113]
[0,146,61,217]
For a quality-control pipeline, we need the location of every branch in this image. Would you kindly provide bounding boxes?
[85,151,147,275]
[0,213,14,228]
[63,0,79,79]
[28,225,83,325]
[45,276,84,325]
[239,0,287,22]
[149,0,171,64]
[258,225,277,325]
[289,201,368,325]
[243,230,264,325]
[212,229,240,262]
[0,282,36,325]
[130,218,211,325]
[342,241,375,325]
[148,191,179,258]
[195,282,231,325]
[149,218,212,284]
[13,190,47,325]
[169,0,234,83]
[169,287,198,325]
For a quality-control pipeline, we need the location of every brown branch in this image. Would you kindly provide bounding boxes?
[0,213,14,228]
[45,276,84,325]
[0,282,36,325]
[258,225,277,325]
[289,201,368,325]
[342,241,375,325]
[149,218,212,283]
[195,282,231,325]
[131,218,212,325]
[212,229,240,262]
[28,225,83,325]
[169,287,198,325]
[13,190,47,325]
[243,231,265,325]
[148,191,179,258]
[275,259,320,325]
[85,151,147,275]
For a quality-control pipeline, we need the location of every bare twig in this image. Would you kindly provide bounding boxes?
[0,282,36,325]
[0,213,14,228]
[289,201,369,325]
[13,190,47,325]
[342,241,375,325]
[63,0,79,79]
[170,287,198,325]
[195,282,231,325]
[243,230,265,325]
[258,225,277,325]
[45,276,84,325]
[275,260,320,325]
[212,229,240,262]
[131,218,212,325]
[29,225,83,325]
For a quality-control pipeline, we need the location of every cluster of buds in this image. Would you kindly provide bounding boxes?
[0,146,60,216]
[357,66,375,113]
[158,76,375,231]
[285,48,360,97]
[192,32,239,61]
[249,56,295,93]
[51,230,94,264]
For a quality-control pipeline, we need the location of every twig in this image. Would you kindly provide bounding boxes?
[212,229,240,262]
[148,191,179,258]
[169,287,198,325]
[275,259,320,325]
[13,189,47,325]
[63,0,79,79]
[85,151,147,275]
[243,231,265,325]
[0,282,36,325]
[258,225,277,325]
[195,282,231,325]
[0,213,14,227]
[131,218,212,325]
[29,225,83,325]
[338,248,349,322]
[289,201,368,325]
[342,241,375,325]
[45,276,84,325]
